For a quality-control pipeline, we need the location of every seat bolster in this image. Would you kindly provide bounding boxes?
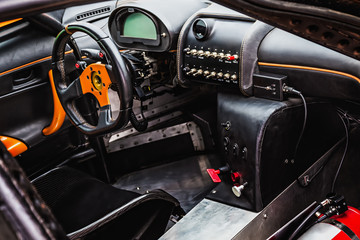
[67,189,180,240]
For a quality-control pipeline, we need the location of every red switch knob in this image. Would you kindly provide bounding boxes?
[227,55,235,61]
[231,172,241,182]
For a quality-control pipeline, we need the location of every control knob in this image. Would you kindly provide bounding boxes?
[193,69,203,77]
[218,52,225,59]
[204,51,211,58]
[207,71,217,79]
[217,72,224,78]
[232,182,248,198]
[231,74,238,81]
[203,70,210,77]
[183,48,191,54]
[224,73,231,80]
[197,50,204,57]
[190,49,197,56]
[186,68,197,75]
[211,52,218,58]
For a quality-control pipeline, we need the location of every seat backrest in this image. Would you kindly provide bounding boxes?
[0,141,67,240]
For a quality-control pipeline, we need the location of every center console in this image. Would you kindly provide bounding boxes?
[177,4,344,212]
[208,94,343,211]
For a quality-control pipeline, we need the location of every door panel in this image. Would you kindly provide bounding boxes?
[0,19,82,172]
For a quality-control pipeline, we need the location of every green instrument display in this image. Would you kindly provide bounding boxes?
[122,12,157,40]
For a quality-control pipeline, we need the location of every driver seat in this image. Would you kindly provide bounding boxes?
[31,166,181,240]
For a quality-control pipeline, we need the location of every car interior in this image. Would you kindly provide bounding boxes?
[1,0,360,239]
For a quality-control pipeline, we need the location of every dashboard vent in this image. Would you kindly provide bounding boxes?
[76,6,111,21]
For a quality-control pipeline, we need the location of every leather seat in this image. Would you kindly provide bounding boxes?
[32,166,181,240]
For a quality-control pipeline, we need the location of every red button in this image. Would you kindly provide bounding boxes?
[99,52,104,58]
[231,172,241,182]
[227,56,235,61]
[75,63,80,69]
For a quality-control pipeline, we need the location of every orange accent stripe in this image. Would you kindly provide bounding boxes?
[0,50,74,77]
[0,18,22,28]
[258,62,360,84]
[0,136,27,157]
[42,70,66,136]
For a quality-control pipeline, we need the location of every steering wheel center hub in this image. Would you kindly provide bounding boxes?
[91,71,103,91]
[78,63,112,107]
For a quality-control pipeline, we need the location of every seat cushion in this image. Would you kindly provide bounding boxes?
[32,167,141,233]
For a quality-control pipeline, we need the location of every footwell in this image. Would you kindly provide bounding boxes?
[113,154,222,212]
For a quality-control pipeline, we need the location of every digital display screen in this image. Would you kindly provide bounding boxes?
[122,12,157,40]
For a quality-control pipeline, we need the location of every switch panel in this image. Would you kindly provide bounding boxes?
[180,17,253,87]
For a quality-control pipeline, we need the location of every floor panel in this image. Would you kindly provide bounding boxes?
[113,154,222,212]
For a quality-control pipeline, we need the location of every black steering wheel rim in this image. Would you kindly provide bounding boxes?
[51,22,133,136]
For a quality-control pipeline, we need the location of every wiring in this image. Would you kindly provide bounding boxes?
[129,100,148,132]
[288,203,322,240]
[331,111,350,192]
[294,92,307,160]
[283,85,307,160]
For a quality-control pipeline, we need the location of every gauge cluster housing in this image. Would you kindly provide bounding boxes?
[108,0,208,52]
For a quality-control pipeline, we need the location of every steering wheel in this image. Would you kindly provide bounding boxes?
[51,22,133,135]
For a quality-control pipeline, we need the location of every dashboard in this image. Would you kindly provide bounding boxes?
[105,0,360,102]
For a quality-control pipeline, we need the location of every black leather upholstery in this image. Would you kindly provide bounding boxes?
[213,93,343,211]
[239,21,274,96]
[257,28,360,101]
[258,28,360,78]
[32,167,180,239]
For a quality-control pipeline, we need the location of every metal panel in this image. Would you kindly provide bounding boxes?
[160,199,258,240]
[107,121,205,152]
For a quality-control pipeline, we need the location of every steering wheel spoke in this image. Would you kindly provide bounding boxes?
[60,77,83,103]
[98,105,112,128]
